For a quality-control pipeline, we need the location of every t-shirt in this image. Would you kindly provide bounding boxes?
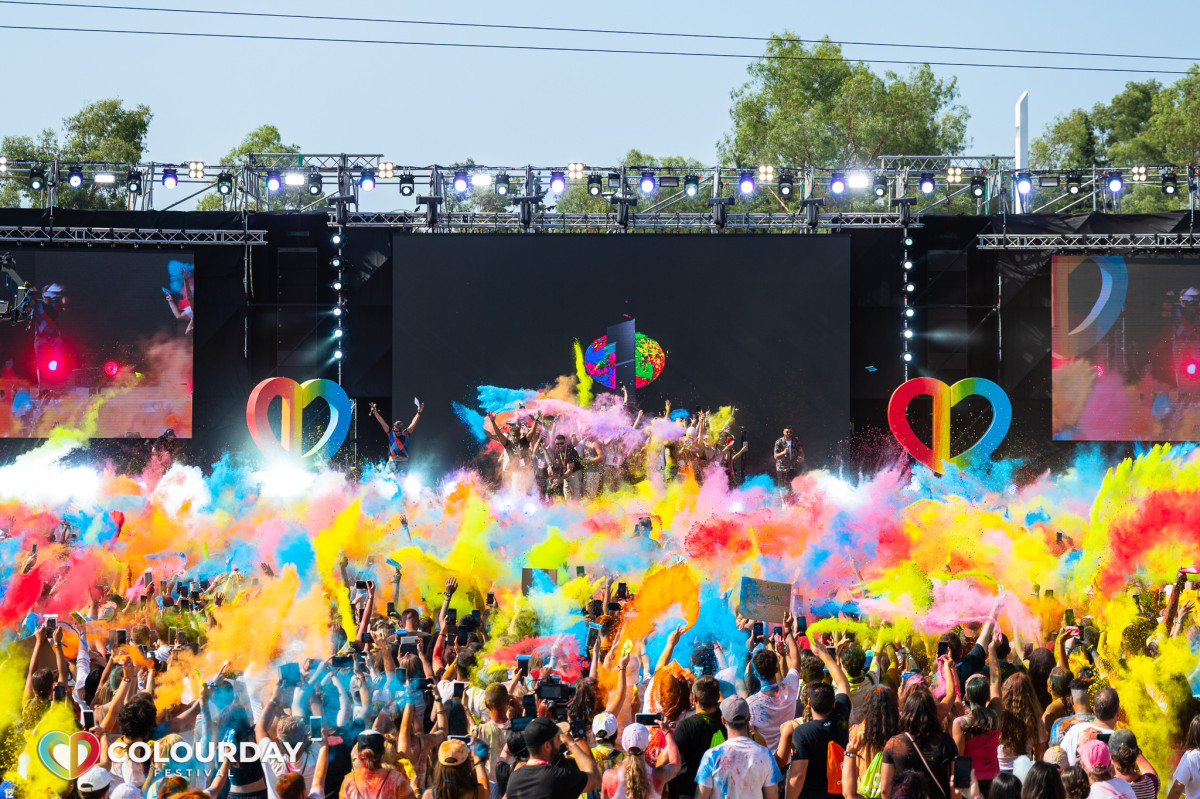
[1061,721,1108,765]
[696,736,782,799]
[846,674,875,726]
[669,710,726,798]
[260,737,317,799]
[957,643,987,686]
[791,694,852,799]
[388,430,409,461]
[881,733,958,799]
[1173,750,1200,799]
[1127,771,1160,799]
[503,761,588,799]
[339,767,413,799]
[1088,778,1137,799]
[1050,713,1095,747]
[747,668,801,750]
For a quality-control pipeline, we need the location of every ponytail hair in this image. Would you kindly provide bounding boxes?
[623,749,651,799]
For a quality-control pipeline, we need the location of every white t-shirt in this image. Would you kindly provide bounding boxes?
[747,669,800,750]
[260,737,317,799]
[696,735,783,799]
[1088,778,1137,799]
[1062,722,1109,765]
[1173,750,1200,799]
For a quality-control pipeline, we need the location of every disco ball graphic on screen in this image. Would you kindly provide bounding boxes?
[583,332,666,388]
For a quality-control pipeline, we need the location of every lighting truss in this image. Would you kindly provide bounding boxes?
[977,232,1200,251]
[0,225,266,245]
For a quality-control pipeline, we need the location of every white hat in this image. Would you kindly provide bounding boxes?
[77,766,113,792]
[621,723,650,753]
[592,711,618,740]
[110,784,143,799]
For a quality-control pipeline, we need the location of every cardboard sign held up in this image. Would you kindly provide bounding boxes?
[521,567,558,597]
[738,576,792,624]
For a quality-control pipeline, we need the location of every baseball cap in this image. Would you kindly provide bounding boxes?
[356,730,386,754]
[110,784,143,799]
[523,716,559,751]
[1108,729,1138,754]
[438,739,469,767]
[1079,739,1112,772]
[622,723,650,753]
[78,766,114,793]
[1042,746,1068,770]
[720,695,750,724]
[592,711,618,740]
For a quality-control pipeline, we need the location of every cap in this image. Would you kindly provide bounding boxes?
[110,784,143,799]
[356,729,386,754]
[78,766,114,793]
[438,739,469,767]
[622,723,650,753]
[523,716,559,751]
[592,711,618,740]
[1108,728,1138,753]
[720,695,750,724]
[1042,746,1068,770]
[1078,739,1112,772]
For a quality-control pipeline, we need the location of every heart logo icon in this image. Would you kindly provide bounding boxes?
[247,377,352,463]
[888,377,1012,473]
[37,730,101,780]
[1052,255,1129,359]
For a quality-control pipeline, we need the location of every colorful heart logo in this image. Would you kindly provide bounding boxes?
[887,377,1012,473]
[1052,255,1128,359]
[37,730,101,780]
[247,377,352,463]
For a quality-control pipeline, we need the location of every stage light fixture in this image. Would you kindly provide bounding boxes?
[187,161,205,179]
[359,169,376,192]
[334,349,343,360]
[306,171,322,195]
[496,174,511,196]
[1015,171,1033,196]
[904,282,915,293]
[947,166,963,184]
[331,256,342,268]
[587,174,603,196]
[103,361,119,377]
[829,172,846,195]
[470,172,492,188]
[1163,172,1178,195]
[333,307,343,317]
[847,171,869,190]
[265,171,281,192]
[970,176,986,198]
[217,172,234,195]
[903,329,914,339]
[1038,175,1060,188]
[66,165,83,188]
[0,156,6,172]
[873,175,888,198]
[161,167,178,189]
[283,171,305,187]
[567,163,585,181]
[331,231,343,245]
[93,173,116,184]
[738,171,755,195]
[905,307,915,317]
[1107,172,1124,193]
[918,172,936,194]
[332,279,343,291]
[399,174,415,196]
[333,328,343,339]
[639,171,656,194]
[659,176,680,189]
[758,164,774,182]
[28,167,45,191]
[903,352,913,362]
[1131,165,1148,182]
[47,359,59,372]
[453,171,468,193]
[549,171,566,194]
[126,170,142,194]
[903,236,914,247]
[1066,174,1082,195]
[378,162,394,180]
[775,174,793,197]
[903,258,913,270]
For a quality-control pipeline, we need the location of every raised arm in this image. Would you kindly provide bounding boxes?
[369,403,391,434]
[656,625,687,672]
[404,403,424,433]
[815,638,852,697]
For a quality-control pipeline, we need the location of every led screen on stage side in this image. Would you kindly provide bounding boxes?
[392,234,851,477]
[1052,254,1200,441]
[0,250,193,438]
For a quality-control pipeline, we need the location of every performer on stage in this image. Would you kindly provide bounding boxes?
[773,426,804,501]
[370,401,424,476]
[32,283,66,390]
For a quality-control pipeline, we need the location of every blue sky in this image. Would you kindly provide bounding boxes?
[3,0,1199,209]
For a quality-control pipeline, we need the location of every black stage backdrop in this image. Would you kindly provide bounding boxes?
[391,234,851,478]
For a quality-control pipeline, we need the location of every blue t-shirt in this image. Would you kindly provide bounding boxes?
[697,735,782,799]
[388,429,409,460]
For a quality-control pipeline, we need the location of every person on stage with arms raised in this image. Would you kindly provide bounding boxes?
[371,401,424,476]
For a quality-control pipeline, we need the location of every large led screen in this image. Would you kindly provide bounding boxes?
[1053,254,1200,441]
[0,250,193,437]
[392,234,851,477]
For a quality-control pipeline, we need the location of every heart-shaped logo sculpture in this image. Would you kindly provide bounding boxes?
[247,377,352,463]
[888,377,1012,474]
[37,730,101,780]
[1052,255,1128,359]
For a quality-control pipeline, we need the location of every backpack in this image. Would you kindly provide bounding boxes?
[827,740,847,793]
[859,751,884,799]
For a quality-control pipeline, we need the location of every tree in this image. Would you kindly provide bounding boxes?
[0,98,152,209]
[1029,110,1099,171]
[718,35,969,169]
[196,124,311,211]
